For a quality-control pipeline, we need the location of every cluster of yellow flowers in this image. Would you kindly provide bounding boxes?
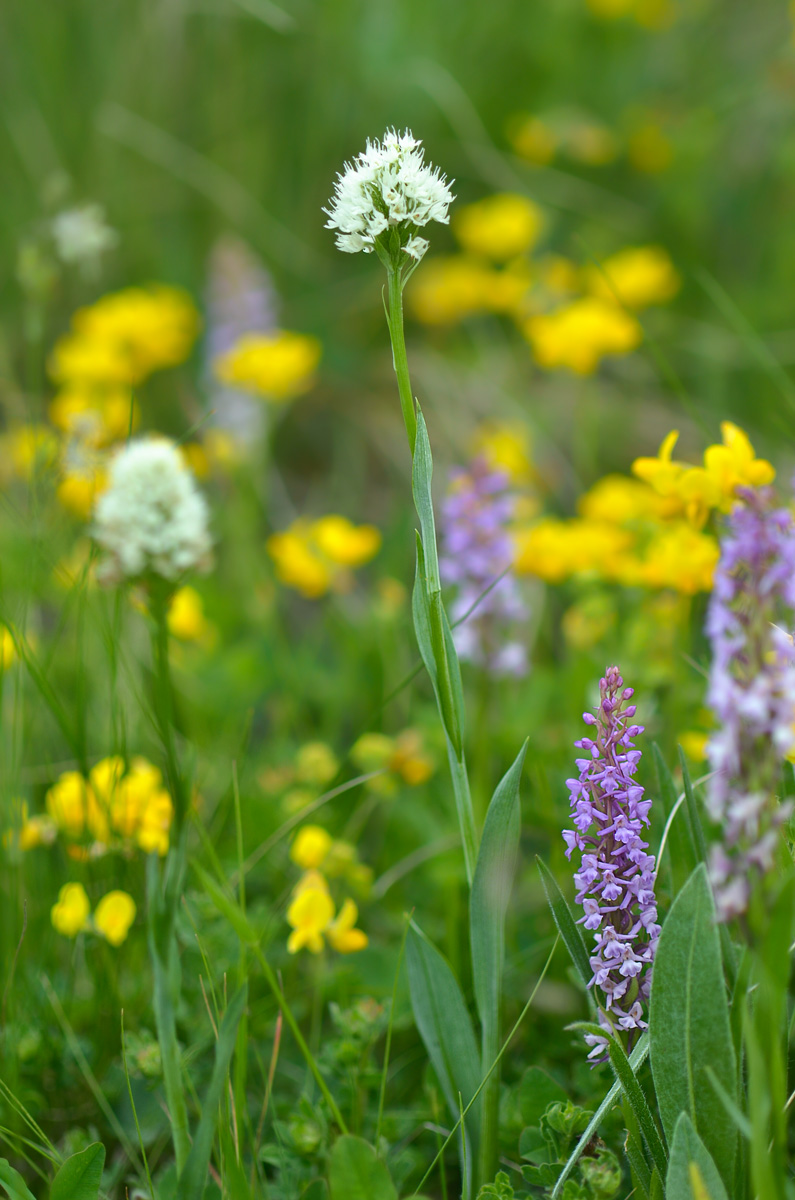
[286,825,369,955]
[410,191,680,375]
[510,110,674,174]
[514,423,773,595]
[350,729,435,794]
[267,515,381,599]
[0,286,200,520]
[51,883,136,946]
[30,756,174,857]
[214,330,322,402]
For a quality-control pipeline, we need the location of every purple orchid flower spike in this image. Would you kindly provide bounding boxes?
[564,666,659,1062]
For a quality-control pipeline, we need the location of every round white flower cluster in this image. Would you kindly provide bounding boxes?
[93,437,212,583]
[324,129,454,261]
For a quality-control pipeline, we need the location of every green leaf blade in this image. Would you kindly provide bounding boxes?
[666,1113,729,1200]
[328,1137,397,1200]
[649,865,736,1193]
[50,1143,106,1200]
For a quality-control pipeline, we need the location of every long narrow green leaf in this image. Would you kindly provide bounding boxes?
[607,1035,667,1179]
[666,1113,728,1200]
[652,744,696,892]
[623,1129,651,1200]
[176,984,248,1200]
[649,865,737,1193]
[406,922,481,1179]
[550,1034,649,1199]
[470,739,527,1186]
[536,857,590,988]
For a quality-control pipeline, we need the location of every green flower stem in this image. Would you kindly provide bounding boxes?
[387,267,417,456]
[147,592,192,1175]
[386,264,479,885]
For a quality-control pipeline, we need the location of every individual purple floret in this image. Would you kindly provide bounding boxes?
[439,458,528,676]
[205,235,279,440]
[705,487,795,922]
[564,666,659,1061]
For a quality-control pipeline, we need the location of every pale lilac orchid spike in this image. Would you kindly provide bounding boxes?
[439,457,529,677]
[705,486,795,921]
[564,666,659,1063]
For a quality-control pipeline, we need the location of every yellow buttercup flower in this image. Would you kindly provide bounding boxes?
[585,246,680,310]
[472,422,534,484]
[215,331,321,401]
[409,257,530,325]
[631,523,719,594]
[680,731,709,762]
[513,518,634,583]
[326,899,368,954]
[49,388,139,446]
[290,825,333,870]
[267,516,381,598]
[49,334,136,387]
[286,881,335,954]
[168,586,214,644]
[0,628,16,670]
[46,771,109,843]
[631,430,687,498]
[69,286,199,383]
[51,883,91,938]
[578,474,681,524]
[524,298,642,374]
[454,194,543,262]
[93,891,137,946]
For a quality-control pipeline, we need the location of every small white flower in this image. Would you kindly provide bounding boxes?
[51,204,118,267]
[93,438,212,583]
[324,128,454,260]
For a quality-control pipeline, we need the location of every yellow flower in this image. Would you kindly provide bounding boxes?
[286,881,335,954]
[0,426,58,485]
[390,730,434,786]
[409,257,529,325]
[513,518,634,582]
[93,891,137,946]
[267,516,381,598]
[631,430,688,497]
[311,516,381,568]
[454,194,543,262]
[326,899,368,954]
[51,883,91,938]
[578,473,681,524]
[56,468,107,521]
[0,628,16,670]
[49,334,136,386]
[267,526,332,598]
[69,286,199,383]
[509,115,558,165]
[524,298,642,374]
[19,813,57,850]
[679,731,709,762]
[290,825,333,870]
[168,586,214,644]
[46,771,109,843]
[688,422,774,510]
[108,758,172,855]
[215,331,321,401]
[472,423,534,484]
[295,742,339,786]
[633,523,719,594]
[136,787,174,856]
[49,388,139,446]
[585,246,680,310]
